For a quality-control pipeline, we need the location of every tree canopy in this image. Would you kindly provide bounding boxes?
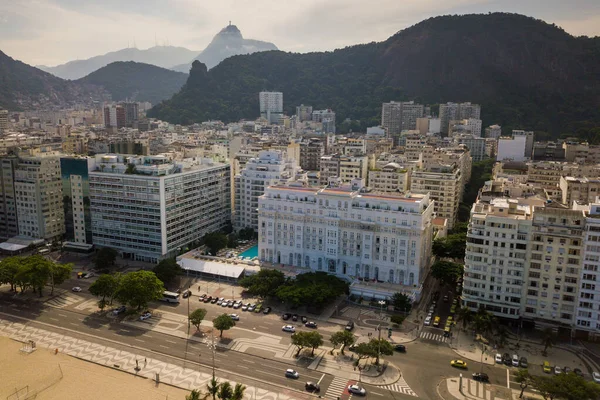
[391,292,412,312]
[0,255,73,297]
[238,269,285,298]
[114,270,165,310]
[275,272,349,309]
[89,273,121,310]
[95,247,118,272]
[291,331,324,357]
[203,232,228,256]
[213,314,235,337]
[330,330,356,354]
[190,308,208,331]
[430,260,464,286]
[152,258,182,285]
[533,373,600,400]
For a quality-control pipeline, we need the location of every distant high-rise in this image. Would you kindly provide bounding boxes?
[121,102,139,127]
[296,104,313,122]
[381,101,424,135]
[103,105,126,129]
[485,124,502,139]
[0,110,8,132]
[312,109,336,133]
[259,92,283,125]
[60,156,96,244]
[439,102,481,135]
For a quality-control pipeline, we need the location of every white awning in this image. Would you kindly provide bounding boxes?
[0,243,27,252]
[177,258,245,279]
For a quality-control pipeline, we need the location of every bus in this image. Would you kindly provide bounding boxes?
[161,291,181,303]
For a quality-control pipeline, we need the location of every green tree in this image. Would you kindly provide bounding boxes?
[203,232,228,256]
[541,327,555,356]
[533,373,600,400]
[275,272,349,309]
[186,390,204,400]
[114,271,165,310]
[238,269,285,298]
[212,314,235,337]
[206,377,220,400]
[514,369,533,398]
[238,228,256,241]
[227,234,238,249]
[152,258,182,285]
[190,308,208,331]
[354,342,376,360]
[390,315,405,325]
[89,273,120,310]
[15,255,52,296]
[49,262,73,295]
[495,325,509,349]
[330,330,356,354]
[472,308,494,338]
[95,247,118,271]
[430,260,464,286]
[291,331,309,357]
[368,338,394,365]
[391,292,412,312]
[306,331,324,357]
[217,382,233,400]
[0,256,22,291]
[125,163,137,174]
[231,384,246,400]
[455,306,472,333]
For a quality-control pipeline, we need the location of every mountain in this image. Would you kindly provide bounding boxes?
[76,62,188,105]
[149,13,600,140]
[0,50,108,110]
[171,24,277,72]
[39,46,197,80]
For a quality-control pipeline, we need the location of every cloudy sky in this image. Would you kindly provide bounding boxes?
[1,0,599,67]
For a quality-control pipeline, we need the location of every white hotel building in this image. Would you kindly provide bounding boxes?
[89,154,230,263]
[257,180,434,290]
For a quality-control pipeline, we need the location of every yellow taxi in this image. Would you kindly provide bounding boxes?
[451,360,468,369]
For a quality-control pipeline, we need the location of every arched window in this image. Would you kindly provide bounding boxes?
[388,269,395,283]
[374,267,379,281]
[355,264,360,277]
[289,253,293,265]
[364,265,370,280]
[399,270,405,284]
[318,258,323,270]
[409,272,415,286]
[305,255,310,268]
[297,254,301,266]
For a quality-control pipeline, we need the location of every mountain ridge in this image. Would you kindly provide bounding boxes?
[149,13,600,139]
[39,46,198,80]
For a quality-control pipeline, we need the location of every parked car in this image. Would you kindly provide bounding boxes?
[242,303,251,311]
[282,313,291,320]
[263,307,272,314]
[292,314,298,321]
[282,325,296,333]
[301,316,308,324]
[574,368,584,377]
[593,372,600,383]
[443,295,449,303]
[394,344,406,353]
[345,321,354,331]
[563,366,572,374]
[424,315,432,326]
[472,373,489,382]
[72,287,82,292]
[112,306,126,315]
[451,360,468,369]
[285,369,299,379]
[305,321,318,328]
[227,300,235,308]
[220,300,229,307]
[77,272,84,279]
[182,290,191,299]
[233,301,242,309]
[140,312,152,321]
[199,294,207,300]
[495,353,503,364]
[210,297,218,304]
[347,385,366,396]
[203,296,212,303]
[254,304,262,313]
[554,365,562,375]
[428,305,435,314]
[502,353,512,366]
[229,314,240,321]
[248,304,256,312]
[512,354,520,367]
[305,382,320,392]
[543,361,552,373]
[519,357,528,368]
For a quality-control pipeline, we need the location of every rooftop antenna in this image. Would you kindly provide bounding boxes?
[133,36,137,49]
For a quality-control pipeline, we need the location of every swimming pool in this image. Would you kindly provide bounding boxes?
[239,245,258,259]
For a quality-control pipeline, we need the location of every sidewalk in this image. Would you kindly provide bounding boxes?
[441,377,513,400]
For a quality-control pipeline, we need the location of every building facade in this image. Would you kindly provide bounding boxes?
[381,101,424,135]
[0,156,19,240]
[60,156,96,244]
[367,163,409,193]
[258,182,434,287]
[299,139,324,171]
[259,92,283,125]
[90,155,231,263]
[439,102,481,135]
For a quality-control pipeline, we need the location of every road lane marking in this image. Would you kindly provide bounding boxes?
[135,339,145,343]
[317,374,325,384]
[242,359,255,364]
[145,335,153,338]
[166,340,177,344]
[49,318,59,321]
[159,345,169,349]
[238,366,249,369]
[371,392,384,396]
[69,323,78,327]
[506,369,510,388]
[58,314,67,317]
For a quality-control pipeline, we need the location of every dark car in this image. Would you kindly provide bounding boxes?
[112,305,126,315]
[305,321,318,328]
[502,353,512,366]
[182,290,191,299]
[227,300,235,308]
[345,321,355,331]
[199,294,207,300]
[301,316,308,324]
[519,357,528,368]
[305,382,320,392]
[282,313,291,320]
[472,373,489,382]
[263,307,272,314]
[203,296,212,303]
[292,314,299,321]
[211,297,218,304]
[443,295,450,303]
[433,291,440,301]
[574,368,584,377]
[394,344,406,352]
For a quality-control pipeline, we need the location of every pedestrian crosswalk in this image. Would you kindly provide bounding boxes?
[381,376,417,396]
[419,331,448,343]
[324,376,349,399]
[45,293,82,309]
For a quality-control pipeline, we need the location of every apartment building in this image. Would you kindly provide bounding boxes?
[449,119,482,138]
[367,163,409,193]
[103,105,126,129]
[319,154,368,185]
[560,177,600,206]
[0,109,8,132]
[296,104,313,122]
[523,207,584,328]
[259,92,283,125]
[381,101,424,135]
[299,139,324,171]
[576,203,600,339]
[485,125,502,139]
[234,150,298,231]
[90,154,231,263]
[455,134,486,162]
[60,156,96,244]
[257,181,434,288]
[439,102,481,135]
[0,156,19,240]
[311,109,336,133]
[12,151,65,240]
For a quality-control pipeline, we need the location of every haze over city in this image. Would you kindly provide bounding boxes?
[0,0,599,66]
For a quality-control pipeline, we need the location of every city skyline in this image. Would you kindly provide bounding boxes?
[0,0,598,67]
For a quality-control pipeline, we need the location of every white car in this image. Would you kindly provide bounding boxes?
[495,353,503,364]
[282,325,296,333]
[593,372,600,383]
[347,385,366,396]
[216,298,225,305]
[233,301,242,309]
[285,369,299,379]
[241,303,250,311]
[424,315,432,326]
[229,314,240,321]
[72,287,82,292]
[221,300,230,307]
[140,312,152,321]
[83,272,95,279]
[512,354,520,367]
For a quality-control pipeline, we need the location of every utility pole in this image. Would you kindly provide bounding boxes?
[377,324,382,366]
[187,287,190,333]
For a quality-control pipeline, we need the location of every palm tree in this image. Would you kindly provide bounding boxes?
[472,308,494,339]
[206,377,220,400]
[495,325,509,349]
[186,390,205,400]
[541,328,555,356]
[231,384,246,400]
[217,382,233,400]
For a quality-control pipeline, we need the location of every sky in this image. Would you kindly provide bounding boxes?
[1,0,599,67]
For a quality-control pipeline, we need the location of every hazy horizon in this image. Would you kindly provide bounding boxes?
[1,0,599,67]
